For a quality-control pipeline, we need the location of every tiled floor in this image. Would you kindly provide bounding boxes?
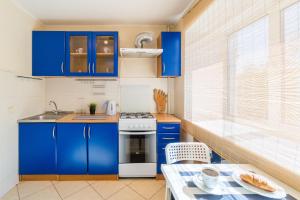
[1,179,165,200]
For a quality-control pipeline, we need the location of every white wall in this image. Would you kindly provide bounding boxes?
[0,0,45,197]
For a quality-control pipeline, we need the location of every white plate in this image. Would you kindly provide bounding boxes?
[232,170,286,199]
[192,175,225,195]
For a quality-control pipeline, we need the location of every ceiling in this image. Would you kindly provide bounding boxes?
[13,0,195,25]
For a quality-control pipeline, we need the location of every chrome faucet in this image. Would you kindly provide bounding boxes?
[49,100,58,115]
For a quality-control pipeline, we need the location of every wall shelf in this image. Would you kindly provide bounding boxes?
[70,53,87,56]
[96,53,114,56]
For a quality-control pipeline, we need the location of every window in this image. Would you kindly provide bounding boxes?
[228,17,269,120]
[282,1,300,126]
[184,0,300,174]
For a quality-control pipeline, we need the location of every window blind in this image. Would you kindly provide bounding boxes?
[184,0,300,175]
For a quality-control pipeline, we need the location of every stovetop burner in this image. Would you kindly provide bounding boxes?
[120,112,154,119]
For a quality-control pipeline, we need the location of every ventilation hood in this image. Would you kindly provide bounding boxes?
[120,32,163,58]
[120,48,163,58]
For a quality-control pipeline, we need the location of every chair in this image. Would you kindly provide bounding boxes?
[164,142,211,200]
[165,142,211,164]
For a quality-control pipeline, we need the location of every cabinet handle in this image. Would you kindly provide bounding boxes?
[88,63,91,73]
[83,126,86,139]
[88,126,91,139]
[162,137,176,140]
[92,63,95,74]
[61,61,64,73]
[162,126,175,130]
[52,126,56,139]
[163,63,166,73]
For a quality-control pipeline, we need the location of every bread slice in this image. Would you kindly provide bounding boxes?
[240,174,276,192]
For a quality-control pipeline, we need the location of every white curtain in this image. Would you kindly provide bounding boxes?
[184,0,300,174]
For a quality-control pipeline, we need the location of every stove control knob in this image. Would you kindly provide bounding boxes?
[140,124,144,128]
[129,125,133,129]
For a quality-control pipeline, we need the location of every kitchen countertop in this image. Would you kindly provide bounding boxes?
[56,113,119,123]
[19,113,180,124]
[153,113,181,123]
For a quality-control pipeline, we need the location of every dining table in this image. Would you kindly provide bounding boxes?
[161,164,300,200]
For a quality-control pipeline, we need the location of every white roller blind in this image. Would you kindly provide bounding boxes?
[184,0,300,174]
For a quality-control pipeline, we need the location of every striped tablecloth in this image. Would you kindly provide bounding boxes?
[161,164,297,200]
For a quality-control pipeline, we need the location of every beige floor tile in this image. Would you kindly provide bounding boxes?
[54,181,89,199]
[64,186,102,200]
[107,187,144,200]
[129,179,164,199]
[0,186,19,200]
[18,181,52,199]
[117,178,135,185]
[91,181,127,199]
[150,187,165,200]
[22,186,60,200]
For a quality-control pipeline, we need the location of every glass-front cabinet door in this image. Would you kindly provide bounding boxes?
[66,32,92,76]
[92,32,118,77]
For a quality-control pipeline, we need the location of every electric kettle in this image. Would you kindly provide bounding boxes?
[105,100,117,116]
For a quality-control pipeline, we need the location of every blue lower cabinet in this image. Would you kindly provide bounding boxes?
[157,123,180,133]
[57,123,88,174]
[157,122,181,174]
[88,123,118,174]
[211,151,222,164]
[157,154,167,174]
[19,123,57,174]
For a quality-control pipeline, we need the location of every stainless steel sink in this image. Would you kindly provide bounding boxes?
[19,111,72,123]
[73,115,108,120]
[26,114,62,120]
[44,111,73,115]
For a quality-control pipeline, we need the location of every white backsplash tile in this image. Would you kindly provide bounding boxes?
[45,77,173,114]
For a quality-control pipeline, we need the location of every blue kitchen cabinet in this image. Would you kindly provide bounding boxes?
[32,31,118,77]
[32,31,65,76]
[157,32,181,77]
[211,151,223,164]
[157,123,181,174]
[65,32,93,76]
[65,31,118,77]
[88,123,118,174]
[57,123,118,175]
[19,123,57,174]
[92,32,118,77]
[57,123,88,174]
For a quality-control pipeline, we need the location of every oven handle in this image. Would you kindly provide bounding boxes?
[119,131,156,135]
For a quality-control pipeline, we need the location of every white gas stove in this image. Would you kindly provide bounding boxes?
[119,112,156,131]
[119,112,157,177]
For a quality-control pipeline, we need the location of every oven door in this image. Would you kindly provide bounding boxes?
[119,131,156,164]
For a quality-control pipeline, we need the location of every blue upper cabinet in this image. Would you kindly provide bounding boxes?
[32,31,65,76]
[157,32,181,77]
[65,32,93,76]
[57,123,88,174]
[92,32,118,77]
[19,123,57,174]
[88,123,118,174]
[32,31,118,77]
